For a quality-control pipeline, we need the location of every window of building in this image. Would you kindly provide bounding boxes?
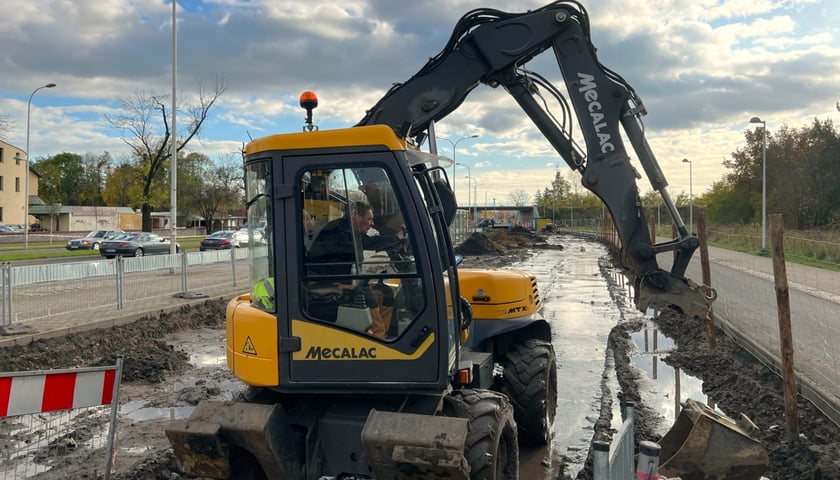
[0,207,3,222]
[15,177,20,192]
[0,176,4,191]
[0,147,4,163]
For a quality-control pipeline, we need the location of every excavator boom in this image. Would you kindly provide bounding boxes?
[357,1,714,317]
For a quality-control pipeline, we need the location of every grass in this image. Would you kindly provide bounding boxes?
[654,223,840,272]
[0,236,204,262]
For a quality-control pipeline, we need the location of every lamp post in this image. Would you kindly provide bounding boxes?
[455,161,471,215]
[25,82,56,249]
[682,158,692,233]
[749,116,767,251]
[465,175,477,227]
[438,135,478,201]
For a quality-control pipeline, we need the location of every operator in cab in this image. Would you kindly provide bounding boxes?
[306,201,404,338]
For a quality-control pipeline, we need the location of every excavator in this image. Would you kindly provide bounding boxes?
[166,2,716,479]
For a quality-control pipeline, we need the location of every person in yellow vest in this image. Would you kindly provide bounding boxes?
[253,277,275,310]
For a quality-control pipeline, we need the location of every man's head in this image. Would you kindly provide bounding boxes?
[351,201,374,233]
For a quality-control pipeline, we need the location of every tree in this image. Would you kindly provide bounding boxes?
[716,117,840,229]
[105,80,226,231]
[534,171,570,221]
[0,110,12,140]
[33,151,115,207]
[508,189,531,207]
[103,163,145,208]
[180,154,243,234]
[32,153,85,205]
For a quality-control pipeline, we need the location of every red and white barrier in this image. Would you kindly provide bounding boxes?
[0,367,118,417]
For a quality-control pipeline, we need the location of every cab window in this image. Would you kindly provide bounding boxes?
[300,165,423,340]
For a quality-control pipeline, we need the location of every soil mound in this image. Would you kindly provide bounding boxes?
[454,232,503,256]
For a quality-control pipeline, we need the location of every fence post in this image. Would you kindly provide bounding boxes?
[1,262,9,326]
[635,440,661,480]
[115,256,124,310]
[181,251,189,293]
[231,248,237,287]
[103,356,124,480]
[696,212,716,348]
[592,440,610,479]
[769,213,799,443]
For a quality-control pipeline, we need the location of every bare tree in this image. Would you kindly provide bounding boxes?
[0,111,12,140]
[105,79,226,231]
[508,189,531,207]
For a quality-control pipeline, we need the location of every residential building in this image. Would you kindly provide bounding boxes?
[0,139,42,227]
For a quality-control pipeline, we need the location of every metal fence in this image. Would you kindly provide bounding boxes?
[1,248,250,336]
[592,405,636,480]
[0,358,124,479]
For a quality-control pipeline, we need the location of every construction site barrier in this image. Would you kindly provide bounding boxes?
[592,405,636,480]
[0,357,123,479]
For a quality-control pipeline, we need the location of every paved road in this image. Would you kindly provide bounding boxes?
[675,243,840,424]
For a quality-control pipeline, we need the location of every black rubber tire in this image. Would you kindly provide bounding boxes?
[134,248,144,257]
[92,242,100,250]
[443,389,519,479]
[499,339,558,446]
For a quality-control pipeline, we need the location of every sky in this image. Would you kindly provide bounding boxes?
[1,0,839,209]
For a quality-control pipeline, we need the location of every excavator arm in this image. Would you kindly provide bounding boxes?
[357,1,715,317]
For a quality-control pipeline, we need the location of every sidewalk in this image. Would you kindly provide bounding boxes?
[0,284,242,348]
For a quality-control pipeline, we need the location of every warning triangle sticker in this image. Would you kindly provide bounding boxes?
[242,337,258,355]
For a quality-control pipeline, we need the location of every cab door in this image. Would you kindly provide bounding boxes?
[280,150,448,389]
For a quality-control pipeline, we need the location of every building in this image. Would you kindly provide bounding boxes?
[0,139,42,227]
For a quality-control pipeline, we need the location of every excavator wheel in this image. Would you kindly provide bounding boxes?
[499,339,557,446]
[443,389,519,480]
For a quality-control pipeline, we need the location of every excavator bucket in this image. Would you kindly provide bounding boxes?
[658,399,768,480]
[361,410,471,479]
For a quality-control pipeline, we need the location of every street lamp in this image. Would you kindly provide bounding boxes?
[455,161,471,212]
[682,158,692,233]
[465,175,477,226]
[438,134,478,198]
[25,82,57,249]
[749,116,767,251]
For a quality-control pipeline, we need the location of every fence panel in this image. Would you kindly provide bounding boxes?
[0,358,123,479]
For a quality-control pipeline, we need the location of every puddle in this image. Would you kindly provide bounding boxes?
[630,316,709,426]
[167,329,227,366]
[120,399,195,422]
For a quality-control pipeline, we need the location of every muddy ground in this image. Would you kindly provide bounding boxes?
[1,228,839,479]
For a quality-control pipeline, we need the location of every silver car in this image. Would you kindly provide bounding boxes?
[65,230,125,250]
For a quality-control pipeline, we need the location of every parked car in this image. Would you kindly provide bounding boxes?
[199,230,250,251]
[66,230,125,250]
[0,225,15,233]
[99,232,181,258]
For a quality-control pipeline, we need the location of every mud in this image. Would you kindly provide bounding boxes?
[1,230,838,479]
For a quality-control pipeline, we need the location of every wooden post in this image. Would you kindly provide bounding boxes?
[769,213,799,443]
[672,223,678,261]
[696,212,716,348]
[650,215,656,243]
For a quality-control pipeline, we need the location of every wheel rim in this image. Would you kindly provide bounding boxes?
[135,248,144,256]
[93,243,100,250]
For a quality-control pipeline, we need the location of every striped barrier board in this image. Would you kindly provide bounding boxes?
[0,367,118,417]
[0,360,123,480]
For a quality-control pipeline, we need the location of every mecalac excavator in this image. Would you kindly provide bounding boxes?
[166,2,716,479]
